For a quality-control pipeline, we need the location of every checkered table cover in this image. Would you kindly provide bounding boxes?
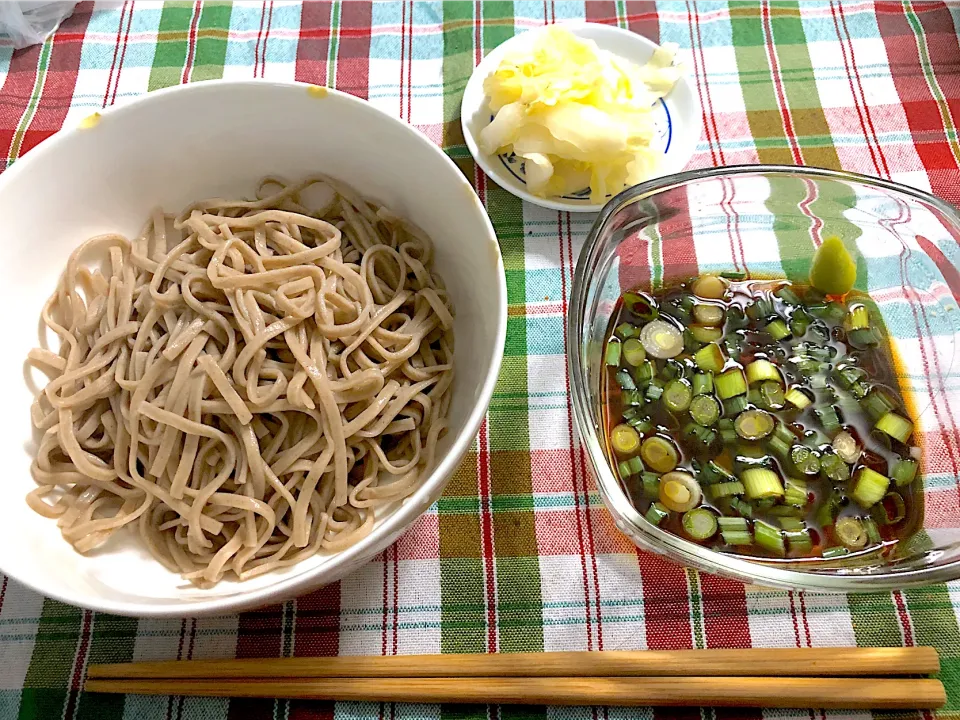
[2,2,960,719]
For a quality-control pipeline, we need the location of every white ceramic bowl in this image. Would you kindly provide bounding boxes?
[0,81,506,617]
[461,22,700,213]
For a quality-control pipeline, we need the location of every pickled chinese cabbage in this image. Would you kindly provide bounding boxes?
[479,26,683,203]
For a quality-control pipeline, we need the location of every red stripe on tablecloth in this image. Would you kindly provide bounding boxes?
[398,0,407,120]
[686,0,723,169]
[109,0,134,106]
[229,603,287,720]
[336,1,372,98]
[405,0,414,124]
[253,1,266,78]
[102,1,128,107]
[288,584,340,720]
[294,0,332,85]
[831,0,890,178]
[477,417,498,652]
[916,234,960,306]
[3,2,92,159]
[760,1,803,165]
[63,610,93,720]
[261,1,275,78]
[876,2,960,201]
[180,2,201,84]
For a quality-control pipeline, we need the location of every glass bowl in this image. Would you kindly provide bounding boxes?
[568,164,960,592]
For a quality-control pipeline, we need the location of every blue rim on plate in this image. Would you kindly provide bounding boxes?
[495,98,674,202]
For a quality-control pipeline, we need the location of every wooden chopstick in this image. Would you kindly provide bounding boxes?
[87,646,940,680]
[84,676,946,709]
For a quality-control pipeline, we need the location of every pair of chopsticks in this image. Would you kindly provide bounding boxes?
[86,647,945,709]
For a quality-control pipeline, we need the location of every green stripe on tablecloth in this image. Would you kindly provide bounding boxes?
[148,2,197,90]
[74,614,139,720]
[904,586,960,713]
[326,0,342,89]
[730,2,839,169]
[6,37,52,166]
[847,593,905,648]
[17,600,82,720]
[439,0,485,669]
[189,2,231,82]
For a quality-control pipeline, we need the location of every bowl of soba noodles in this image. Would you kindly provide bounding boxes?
[0,81,506,617]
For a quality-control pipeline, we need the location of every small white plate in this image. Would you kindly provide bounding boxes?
[461,22,700,213]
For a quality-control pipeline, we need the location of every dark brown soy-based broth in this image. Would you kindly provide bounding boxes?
[601,278,923,561]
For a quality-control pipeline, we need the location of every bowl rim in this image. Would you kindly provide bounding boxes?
[0,79,507,616]
[568,162,960,592]
[460,20,699,213]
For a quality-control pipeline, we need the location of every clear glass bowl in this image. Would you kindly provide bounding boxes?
[568,165,960,591]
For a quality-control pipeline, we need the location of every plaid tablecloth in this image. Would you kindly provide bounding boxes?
[2,1,960,719]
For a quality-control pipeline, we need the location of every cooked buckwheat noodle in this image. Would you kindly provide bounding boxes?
[26,176,454,587]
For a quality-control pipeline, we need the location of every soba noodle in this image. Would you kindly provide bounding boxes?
[26,176,454,587]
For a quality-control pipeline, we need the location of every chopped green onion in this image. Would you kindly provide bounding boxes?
[693,303,725,327]
[645,382,664,402]
[823,546,850,559]
[622,338,646,366]
[775,285,802,305]
[623,292,659,321]
[693,372,714,396]
[845,303,870,330]
[819,452,850,482]
[836,516,868,550]
[745,360,781,385]
[746,297,774,321]
[639,319,684,359]
[832,431,860,463]
[759,381,785,410]
[661,360,682,381]
[718,516,753,545]
[690,394,721,427]
[767,319,792,341]
[809,301,847,322]
[718,418,738,444]
[785,387,812,409]
[616,369,636,391]
[876,412,914,443]
[861,387,896,421]
[618,455,645,478]
[694,342,725,373]
[720,271,747,280]
[790,445,821,475]
[621,390,643,407]
[768,435,791,461]
[605,341,621,366]
[835,363,867,390]
[730,497,754,518]
[663,380,693,413]
[848,328,880,349]
[774,422,797,446]
[785,529,813,555]
[815,406,842,436]
[611,424,641,456]
[872,491,906,525]
[692,275,728,299]
[641,473,661,499]
[723,394,750,417]
[852,467,891,508]
[716,368,748,400]
[701,460,737,485]
[850,381,871,400]
[641,436,679,473]
[754,519,786,556]
[627,416,654,434]
[784,479,809,507]
[615,322,639,340]
[735,409,776,441]
[790,310,812,337]
[633,360,655,385]
[768,504,807,518]
[682,508,719,540]
[709,481,745,499]
[741,467,784,500]
[891,458,919,487]
[778,517,805,531]
[864,517,882,545]
[645,502,670,526]
[690,325,724,343]
[658,471,702,512]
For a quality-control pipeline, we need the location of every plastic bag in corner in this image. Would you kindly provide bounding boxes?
[0,2,77,49]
